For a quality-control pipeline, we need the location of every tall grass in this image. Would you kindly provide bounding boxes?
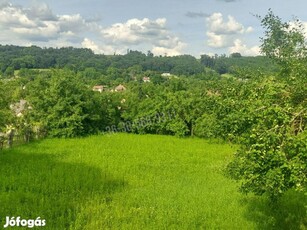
[0,133,305,229]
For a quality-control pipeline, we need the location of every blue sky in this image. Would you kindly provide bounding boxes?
[1,0,307,57]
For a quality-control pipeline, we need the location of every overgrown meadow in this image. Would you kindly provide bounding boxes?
[0,134,305,229]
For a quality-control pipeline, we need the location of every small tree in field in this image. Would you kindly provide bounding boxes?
[227,10,307,200]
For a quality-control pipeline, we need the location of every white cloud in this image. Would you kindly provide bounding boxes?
[0,2,262,57]
[246,26,254,33]
[206,32,232,48]
[206,12,257,55]
[152,40,186,56]
[0,2,101,46]
[81,38,116,54]
[0,2,186,56]
[228,39,260,56]
[82,38,100,53]
[101,18,185,56]
[0,4,36,28]
[25,1,56,21]
[11,21,60,41]
[206,13,245,35]
[58,14,89,34]
[103,18,168,45]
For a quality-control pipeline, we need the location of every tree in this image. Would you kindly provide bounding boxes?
[147,50,154,57]
[227,11,307,200]
[230,52,242,58]
[0,82,12,130]
[3,66,14,77]
[214,59,229,74]
[260,9,307,71]
[26,70,101,137]
[200,54,215,68]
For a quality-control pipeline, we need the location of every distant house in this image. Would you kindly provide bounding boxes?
[92,85,104,93]
[115,84,126,92]
[161,73,171,77]
[143,77,151,83]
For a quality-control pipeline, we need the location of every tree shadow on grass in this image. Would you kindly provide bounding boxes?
[0,149,126,229]
[242,190,307,230]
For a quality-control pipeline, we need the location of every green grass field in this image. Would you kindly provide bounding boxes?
[0,134,305,229]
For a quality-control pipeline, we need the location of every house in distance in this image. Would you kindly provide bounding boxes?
[115,84,126,92]
[92,85,105,93]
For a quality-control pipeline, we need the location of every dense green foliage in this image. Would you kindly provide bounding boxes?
[227,10,307,199]
[0,44,277,77]
[0,46,206,76]
[0,134,305,229]
[25,70,101,137]
[200,54,278,75]
[0,82,11,128]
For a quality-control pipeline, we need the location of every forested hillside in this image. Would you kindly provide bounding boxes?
[0,44,277,77]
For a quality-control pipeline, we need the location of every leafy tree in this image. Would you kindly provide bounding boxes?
[0,82,12,130]
[26,70,101,137]
[227,11,307,199]
[230,52,242,58]
[260,9,306,69]
[3,67,14,77]
[214,58,229,75]
[200,54,215,68]
[147,50,154,57]
[228,105,306,199]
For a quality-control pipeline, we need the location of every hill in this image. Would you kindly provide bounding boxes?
[0,44,277,77]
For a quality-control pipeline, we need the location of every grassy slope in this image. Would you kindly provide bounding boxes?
[0,134,305,229]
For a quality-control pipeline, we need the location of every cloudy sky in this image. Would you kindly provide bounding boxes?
[1,0,307,57]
